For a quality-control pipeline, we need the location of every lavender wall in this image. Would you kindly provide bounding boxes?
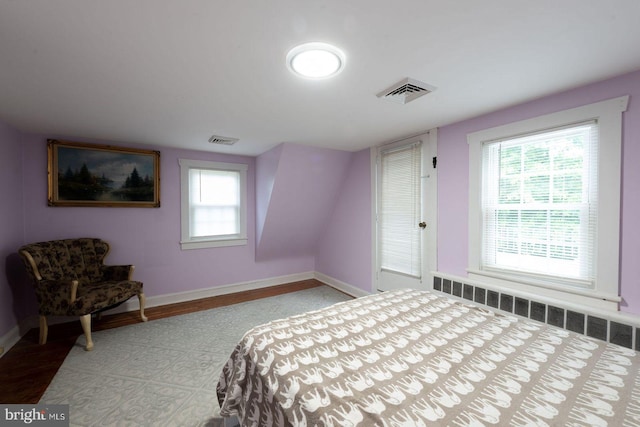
[0,123,28,337]
[19,134,316,300]
[315,148,373,292]
[256,144,353,261]
[6,70,636,339]
[437,70,640,314]
[1,127,369,340]
[255,144,283,247]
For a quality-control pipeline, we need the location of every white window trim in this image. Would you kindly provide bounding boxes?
[179,159,248,250]
[468,96,628,311]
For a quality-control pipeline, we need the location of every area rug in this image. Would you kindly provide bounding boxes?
[39,286,352,426]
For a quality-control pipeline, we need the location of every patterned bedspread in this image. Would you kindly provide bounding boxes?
[217,289,640,426]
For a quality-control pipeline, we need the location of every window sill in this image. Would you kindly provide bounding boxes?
[180,238,247,250]
[467,268,620,311]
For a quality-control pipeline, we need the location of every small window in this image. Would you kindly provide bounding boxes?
[179,159,247,250]
[468,96,628,309]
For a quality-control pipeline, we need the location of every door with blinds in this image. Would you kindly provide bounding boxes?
[376,132,436,292]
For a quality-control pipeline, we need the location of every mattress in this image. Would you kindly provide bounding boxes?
[217,288,640,426]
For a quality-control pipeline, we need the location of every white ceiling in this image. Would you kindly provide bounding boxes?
[1,1,639,156]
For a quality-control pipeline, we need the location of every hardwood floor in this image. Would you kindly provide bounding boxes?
[0,279,325,404]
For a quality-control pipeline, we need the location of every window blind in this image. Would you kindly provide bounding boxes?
[380,142,422,277]
[481,121,598,285]
[188,168,241,238]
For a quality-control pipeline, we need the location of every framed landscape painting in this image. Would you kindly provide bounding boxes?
[48,139,160,207]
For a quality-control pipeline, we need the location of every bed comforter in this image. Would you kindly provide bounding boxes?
[217,289,640,426]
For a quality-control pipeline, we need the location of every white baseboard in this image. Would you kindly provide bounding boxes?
[109,271,316,314]
[314,272,372,298]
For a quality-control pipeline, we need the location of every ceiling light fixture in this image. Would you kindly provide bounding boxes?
[286,42,345,79]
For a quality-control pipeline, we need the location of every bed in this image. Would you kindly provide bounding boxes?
[216,288,640,426]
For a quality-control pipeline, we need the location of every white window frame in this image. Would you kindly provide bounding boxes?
[179,159,248,250]
[468,96,628,310]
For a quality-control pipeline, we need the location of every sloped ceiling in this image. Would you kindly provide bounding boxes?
[255,143,353,260]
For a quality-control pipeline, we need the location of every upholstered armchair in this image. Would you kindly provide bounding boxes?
[19,238,147,351]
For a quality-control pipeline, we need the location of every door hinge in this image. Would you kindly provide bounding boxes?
[432,156,437,168]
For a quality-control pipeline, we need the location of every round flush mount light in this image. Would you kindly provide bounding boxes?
[286,42,346,79]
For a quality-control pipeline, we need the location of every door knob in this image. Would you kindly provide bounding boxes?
[419,221,427,229]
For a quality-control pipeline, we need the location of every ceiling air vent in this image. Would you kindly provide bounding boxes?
[208,135,239,145]
[377,78,436,104]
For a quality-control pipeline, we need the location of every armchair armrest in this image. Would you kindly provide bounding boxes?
[70,280,79,303]
[102,265,135,281]
[34,279,80,315]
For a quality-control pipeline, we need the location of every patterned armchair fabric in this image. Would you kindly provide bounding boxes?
[19,238,147,350]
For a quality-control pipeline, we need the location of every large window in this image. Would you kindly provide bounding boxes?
[482,122,597,284]
[468,96,628,309]
[179,159,247,250]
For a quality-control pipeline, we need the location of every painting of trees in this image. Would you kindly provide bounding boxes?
[49,139,160,207]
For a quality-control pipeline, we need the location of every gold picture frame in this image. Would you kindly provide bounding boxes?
[48,139,160,207]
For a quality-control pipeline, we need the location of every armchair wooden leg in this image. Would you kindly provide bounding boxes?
[138,292,148,322]
[79,314,94,351]
[39,315,48,345]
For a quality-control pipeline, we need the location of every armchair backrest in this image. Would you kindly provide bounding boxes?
[19,238,110,284]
